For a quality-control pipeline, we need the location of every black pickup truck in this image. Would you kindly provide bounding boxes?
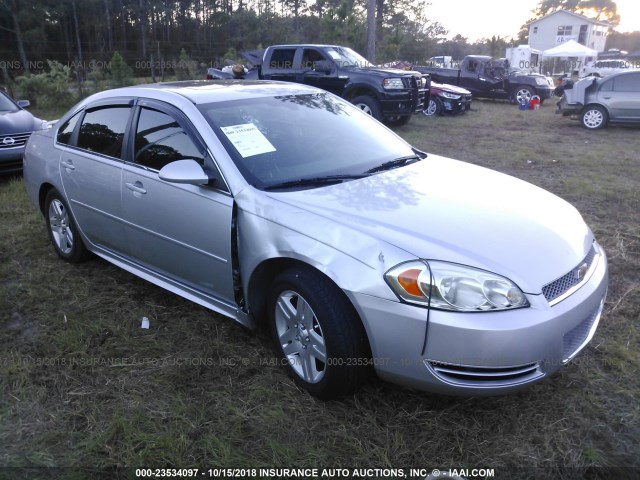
[254,44,429,126]
[415,55,553,104]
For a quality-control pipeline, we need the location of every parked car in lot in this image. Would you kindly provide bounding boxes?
[556,70,640,129]
[24,81,607,399]
[0,90,47,174]
[415,55,553,104]
[257,44,429,126]
[423,82,472,116]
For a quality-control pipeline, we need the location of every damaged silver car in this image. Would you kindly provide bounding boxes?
[24,81,608,399]
[556,70,640,129]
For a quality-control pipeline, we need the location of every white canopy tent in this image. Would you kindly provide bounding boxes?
[542,40,598,75]
[543,40,598,57]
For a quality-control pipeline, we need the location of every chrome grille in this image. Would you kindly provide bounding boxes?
[427,361,543,386]
[562,299,604,363]
[542,245,597,304]
[0,132,31,149]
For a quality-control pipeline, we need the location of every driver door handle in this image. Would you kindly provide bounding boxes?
[126,181,147,195]
[61,160,75,171]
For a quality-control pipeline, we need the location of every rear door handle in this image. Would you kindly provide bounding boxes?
[61,160,75,171]
[125,181,147,195]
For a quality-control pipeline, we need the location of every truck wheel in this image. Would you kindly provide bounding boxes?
[423,97,443,116]
[580,105,608,129]
[512,85,534,105]
[351,96,382,121]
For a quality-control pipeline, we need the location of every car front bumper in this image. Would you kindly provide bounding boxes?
[440,94,472,114]
[555,96,583,117]
[0,145,26,174]
[347,246,608,395]
[379,81,428,116]
[537,86,553,100]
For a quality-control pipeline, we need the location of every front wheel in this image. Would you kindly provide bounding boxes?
[423,97,443,116]
[580,105,608,129]
[44,189,90,263]
[268,266,371,399]
[351,95,382,121]
[512,85,534,104]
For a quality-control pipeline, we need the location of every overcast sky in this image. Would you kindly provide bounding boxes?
[425,0,639,42]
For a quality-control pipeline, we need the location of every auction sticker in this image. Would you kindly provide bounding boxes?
[220,123,276,158]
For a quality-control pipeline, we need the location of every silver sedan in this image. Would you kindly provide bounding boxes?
[23,81,608,399]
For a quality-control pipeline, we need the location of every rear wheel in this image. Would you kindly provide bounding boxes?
[581,105,608,129]
[351,95,382,121]
[268,266,371,399]
[44,189,90,263]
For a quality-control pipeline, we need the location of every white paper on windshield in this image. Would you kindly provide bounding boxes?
[220,123,276,158]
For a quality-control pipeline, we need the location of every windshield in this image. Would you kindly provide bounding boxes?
[324,47,372,68]
[0,92,20,112]
[198,92,415,190]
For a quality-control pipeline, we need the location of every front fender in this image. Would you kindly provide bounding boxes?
[342,81,381,101]
[234,189,414,318]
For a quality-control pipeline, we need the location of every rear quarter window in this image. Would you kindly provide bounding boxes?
[77,106,131,158]
[56,112,82,146]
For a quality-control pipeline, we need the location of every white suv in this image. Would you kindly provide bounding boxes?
[581,59,639,78]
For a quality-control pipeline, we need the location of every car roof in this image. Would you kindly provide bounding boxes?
[87,80,322,105]
[269,44,346,49]
[593,70,640,82]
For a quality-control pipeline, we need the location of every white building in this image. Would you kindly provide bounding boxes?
[527,10,610,53]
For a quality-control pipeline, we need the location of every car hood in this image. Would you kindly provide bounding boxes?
[347,66,422,78]
[0,109,39,134]
[432,82,471,95]
[263,156,592,293]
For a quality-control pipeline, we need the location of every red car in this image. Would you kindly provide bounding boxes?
[423,82,472,116]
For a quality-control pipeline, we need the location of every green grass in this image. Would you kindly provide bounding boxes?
[1,100,639,478]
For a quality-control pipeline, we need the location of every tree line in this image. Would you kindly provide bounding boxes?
[1,0,636,84]
[1,0,448,76]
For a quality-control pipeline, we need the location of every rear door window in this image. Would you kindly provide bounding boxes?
[613,73,640,92]
[269,48,296,69]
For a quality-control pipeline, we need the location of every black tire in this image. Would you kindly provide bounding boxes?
[512,85,535,105]
[384,115,411,127]
[351,95,382,121]
[44,189,90,263]
[423,97,443,116]
[268,266,371,399]
[580,105,608,130]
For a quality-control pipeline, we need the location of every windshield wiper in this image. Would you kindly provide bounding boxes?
[263,174,369,191]
[365,154,423,174]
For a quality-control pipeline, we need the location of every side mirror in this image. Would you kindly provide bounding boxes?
[17,100,31,108]
[159,159,210,185]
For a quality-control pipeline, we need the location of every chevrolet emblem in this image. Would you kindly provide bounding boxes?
[576,263,589,282]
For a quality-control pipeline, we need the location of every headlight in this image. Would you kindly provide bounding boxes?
[535,77,548,86]
[385,260,529,312]
[441,91,462,100]
[383,78,405,89]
